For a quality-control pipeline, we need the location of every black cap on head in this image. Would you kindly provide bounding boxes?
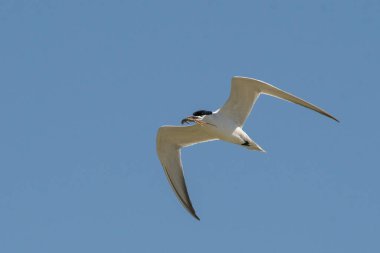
[193,110,212,116]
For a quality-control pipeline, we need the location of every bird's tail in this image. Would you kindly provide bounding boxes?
[245,141,266,152]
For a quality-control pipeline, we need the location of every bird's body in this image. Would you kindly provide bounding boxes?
[199,112,262,150]
[156,76,338,220]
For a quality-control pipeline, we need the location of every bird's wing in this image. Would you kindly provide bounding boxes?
[156,125,217,220]
[218,76,339,126]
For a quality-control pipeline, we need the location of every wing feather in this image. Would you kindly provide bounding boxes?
[218,76,338,126]
[156,125,217,220]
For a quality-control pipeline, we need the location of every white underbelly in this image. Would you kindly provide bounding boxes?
[202,114,243,144]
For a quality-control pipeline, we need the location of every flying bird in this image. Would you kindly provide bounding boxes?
[156,76,338,220]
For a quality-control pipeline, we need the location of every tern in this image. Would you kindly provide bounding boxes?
[156,76,338,220]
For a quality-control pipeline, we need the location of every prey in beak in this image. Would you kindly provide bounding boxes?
[181,115,207,126]
[181,109,216,127]
[181,115,210,126]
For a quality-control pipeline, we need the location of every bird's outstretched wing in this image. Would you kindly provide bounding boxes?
[156,125,217,220]
[218,76,339,126]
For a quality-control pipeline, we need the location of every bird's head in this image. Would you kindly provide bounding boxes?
[181,110,213,126]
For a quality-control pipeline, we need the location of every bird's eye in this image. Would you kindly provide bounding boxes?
[193,110,212,116]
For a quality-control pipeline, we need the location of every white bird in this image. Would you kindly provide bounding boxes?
[156,76,338,220]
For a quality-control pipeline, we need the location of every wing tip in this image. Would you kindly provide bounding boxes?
[332,116,340,123]
[192,212,201,221]
[186,203,200,221]
[322,111,340,123]
[183,200,200,220]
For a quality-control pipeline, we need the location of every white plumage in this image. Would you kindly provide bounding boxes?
[156,76,338,220]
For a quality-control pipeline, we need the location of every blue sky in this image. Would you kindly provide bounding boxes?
[0,0,379,252]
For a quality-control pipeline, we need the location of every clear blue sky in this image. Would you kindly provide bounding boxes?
[0,1,379,252]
